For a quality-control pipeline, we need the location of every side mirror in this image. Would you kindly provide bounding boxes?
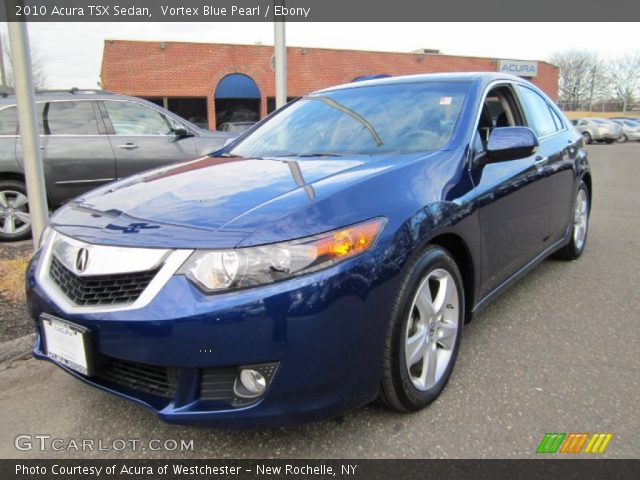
[484,127,538,164]
[173,125,190,138]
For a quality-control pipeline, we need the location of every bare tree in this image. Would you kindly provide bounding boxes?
[608,53,640,112]
[549,50,608,109]
[0,33,48,90]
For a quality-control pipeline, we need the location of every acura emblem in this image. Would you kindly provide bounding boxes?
[75,248,89,273]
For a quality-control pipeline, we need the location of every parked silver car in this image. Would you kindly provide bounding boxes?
[571,118,623,144]
[610,119,640,142]
[610,116,640,123]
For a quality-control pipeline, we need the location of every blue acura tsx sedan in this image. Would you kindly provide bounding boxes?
[26,73,590,427]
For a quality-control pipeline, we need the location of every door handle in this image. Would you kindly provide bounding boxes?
[534,156,548,167]
[117,143,138,150]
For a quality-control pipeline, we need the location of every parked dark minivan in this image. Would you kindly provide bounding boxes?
[0,89,234,240]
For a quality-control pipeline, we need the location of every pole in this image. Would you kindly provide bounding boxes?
[274,9,287,109]
[0,35,7,89]
[7,21,49,248]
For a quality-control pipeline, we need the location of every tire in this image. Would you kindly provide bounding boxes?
[379,245,464,412]
[617,134,628,143]
[0,180,32,241]
[604,139,615,144]
[582,131,592,144]
[554,181,589,261]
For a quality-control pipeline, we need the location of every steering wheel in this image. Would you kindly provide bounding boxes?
[401,129,433,139]
[399,129,437,147]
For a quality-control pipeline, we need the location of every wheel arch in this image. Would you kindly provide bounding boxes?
[581,171,592,208]
[0,171,26,183]
[0,171,54,208]
[428,232,476,324]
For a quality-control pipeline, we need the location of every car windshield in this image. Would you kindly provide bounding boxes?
[230,81,470,157]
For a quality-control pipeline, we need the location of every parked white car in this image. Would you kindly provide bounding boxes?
[571,118,623,144]
[610,119,640,142]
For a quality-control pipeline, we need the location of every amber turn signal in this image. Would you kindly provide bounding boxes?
[315,218,386,259]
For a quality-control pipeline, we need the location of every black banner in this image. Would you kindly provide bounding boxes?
[1,0,640,22]
[2,459,640,480]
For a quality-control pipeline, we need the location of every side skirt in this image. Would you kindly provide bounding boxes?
[471,233,571,316]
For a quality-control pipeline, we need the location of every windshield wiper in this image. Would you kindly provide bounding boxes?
[272,153,344,158]
[307,96,384,146]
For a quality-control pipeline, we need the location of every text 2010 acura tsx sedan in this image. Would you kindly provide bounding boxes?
[26,73,591,427]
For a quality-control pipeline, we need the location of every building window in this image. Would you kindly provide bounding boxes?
[267,97,298,115]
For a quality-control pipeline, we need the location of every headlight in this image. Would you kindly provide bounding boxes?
[38,226,54,249]
[178,218,386,292]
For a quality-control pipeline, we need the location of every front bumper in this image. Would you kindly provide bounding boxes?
[624,131,640,141]
[596,129,622,140]
[26,248,397,427]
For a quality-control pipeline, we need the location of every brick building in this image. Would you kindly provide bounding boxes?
[100,40,559,130]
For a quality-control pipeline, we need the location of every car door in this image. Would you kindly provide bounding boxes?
[100,100,198,179]
[16,100,116,206]
[0,105,18,170]
[471,84,552,298]
[516,85,577,246]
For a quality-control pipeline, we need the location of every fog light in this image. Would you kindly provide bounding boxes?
[234,369,266,398]
[231,363,278,403]
[242,369,266,393]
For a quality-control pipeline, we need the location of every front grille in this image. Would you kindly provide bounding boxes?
[49,255,159,306]
[96,359,178,398]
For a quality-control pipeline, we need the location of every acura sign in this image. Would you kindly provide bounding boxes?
[497,59,538,77]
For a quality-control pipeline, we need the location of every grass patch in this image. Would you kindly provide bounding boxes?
[0,254,30,303]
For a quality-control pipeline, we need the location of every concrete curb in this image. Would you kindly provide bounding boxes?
[0,333,35,363]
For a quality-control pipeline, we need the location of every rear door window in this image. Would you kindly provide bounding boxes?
[548,106,565,131]
[517,86,558,138]
[38,101,101,135]
[0,106,18,135]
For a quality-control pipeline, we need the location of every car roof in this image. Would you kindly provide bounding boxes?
[0,89,221,134]
[313,72,531,94]
[0,89,158,106]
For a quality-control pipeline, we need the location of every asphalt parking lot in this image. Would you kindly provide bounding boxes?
[0,144,638,459]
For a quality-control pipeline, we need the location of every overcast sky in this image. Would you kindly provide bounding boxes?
[1,22,637,89]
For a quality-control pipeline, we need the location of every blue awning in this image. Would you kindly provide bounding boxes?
[215,74,261,99]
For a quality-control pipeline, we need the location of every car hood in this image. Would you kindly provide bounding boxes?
[51,154,393,247]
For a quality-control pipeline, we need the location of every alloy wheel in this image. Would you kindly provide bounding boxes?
[404,268,460,391]
[573,188,588,251]
[0,190,31,236]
